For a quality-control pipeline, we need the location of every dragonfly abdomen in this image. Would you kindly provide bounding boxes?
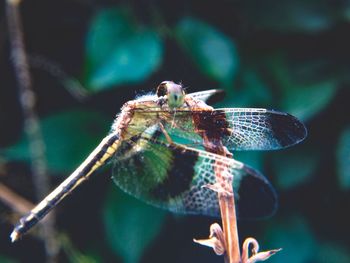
[10,133,120,242]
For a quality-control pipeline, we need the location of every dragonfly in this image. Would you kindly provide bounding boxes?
[10,81,307,242]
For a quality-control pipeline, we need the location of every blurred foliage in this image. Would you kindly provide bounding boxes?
[84,7,163,90]
[317,242,350,263]
[240,0,338,32]
[103,187,166,263]
[175,17,239,84]
[59,233,102,263]
[337,127,350,189]
[271,147,320,190]
[2,110,110,173]
[263,216,350,263]
[0,0,350,262]
[263,216,317,263]
[0,255,18,263]
[264,54,339,121]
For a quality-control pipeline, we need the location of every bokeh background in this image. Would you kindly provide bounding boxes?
[1,0,350,262]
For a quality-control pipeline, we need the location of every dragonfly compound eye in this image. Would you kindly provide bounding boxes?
[166,82,185,109]
[156,81,169,97]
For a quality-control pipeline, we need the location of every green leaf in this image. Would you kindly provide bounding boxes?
[241,67,273,106]
[344,3,350,21]
[84,8,163,91]
[271,148,320,190]
[267,54,338,121]
[0,255,18,263]
[336,127,350,190]
[262,216,317,263]
[220,65,273,108]
[175,17,239,84]
[60,233,102,263]
[281,81,337,121]
[2,110,110,173]
[317,242,350,263]
[103,187,166,263]
[241,0,335,33]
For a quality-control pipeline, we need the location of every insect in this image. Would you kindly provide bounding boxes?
[10,81,307,242]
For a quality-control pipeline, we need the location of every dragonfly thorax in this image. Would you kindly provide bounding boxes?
[157,81,185,109]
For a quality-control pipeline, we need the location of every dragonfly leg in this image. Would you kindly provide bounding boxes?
[158,122,174,145]
[202,183,233,197]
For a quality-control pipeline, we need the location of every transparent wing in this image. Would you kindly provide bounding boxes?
[123,95,306,151]
[213,108,306,150]
[161,108,307,151]
[112,129,277,219]
[187,89,224,104]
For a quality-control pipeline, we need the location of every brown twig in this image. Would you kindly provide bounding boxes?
[195,162,281,263]
[218,183,240,262]
[5,0,59,261]
[194,152,241,263]
[0,183,34,214]
[187,95,280,262]
[28,54,89,101]
[212,146,241,263]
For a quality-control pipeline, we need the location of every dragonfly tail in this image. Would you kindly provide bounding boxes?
[10,133,120,242]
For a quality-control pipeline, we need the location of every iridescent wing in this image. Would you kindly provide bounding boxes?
[112,126,277,219]
[160,108,307,151]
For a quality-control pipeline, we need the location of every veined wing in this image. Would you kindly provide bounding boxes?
[160,108,307,151]
[218,108,307,150]
[112,128,277,219]
[187,89,224,104]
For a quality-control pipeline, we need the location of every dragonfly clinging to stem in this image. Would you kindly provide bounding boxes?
[10,81,307,242]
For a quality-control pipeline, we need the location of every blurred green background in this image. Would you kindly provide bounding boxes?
[1,0,350,262]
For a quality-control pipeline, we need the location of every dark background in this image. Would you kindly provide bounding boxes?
[1,0,350,262]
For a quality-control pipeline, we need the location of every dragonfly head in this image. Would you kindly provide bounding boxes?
[157,81,185,109]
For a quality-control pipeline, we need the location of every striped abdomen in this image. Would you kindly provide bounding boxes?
[10,133,120,242]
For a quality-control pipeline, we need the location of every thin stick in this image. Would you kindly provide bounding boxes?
[218,188,240,263]
[28,54,88,100]
[187,96,242,263]
[213,152,241,263]
[5,0,59,261]
[0,183,34,214]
